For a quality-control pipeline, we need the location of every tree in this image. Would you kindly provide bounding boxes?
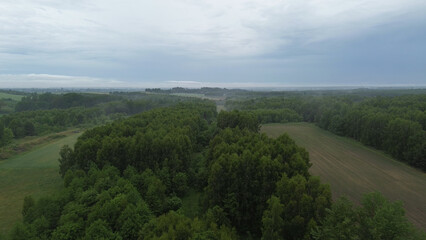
[270,174,331,240]
[358,192,417,240]
[9,223,31,240]
[0,126,14,147]
[206,128,315,236]
[172,172,189,197]
[50,222,84,240]
[140,211,237,240]
[311,197,359,240]
[58,145,75,177]
[8,119,24,138]
[22,196,35,223]
[85,220,121,240]
[262,196,285,240]
[313,192,425,240]
[23,121,35,136]
[140,211,194,240]
[384,119,422,162]
[217,110,260,132]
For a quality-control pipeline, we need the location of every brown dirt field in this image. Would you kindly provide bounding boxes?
[261,122,426,230]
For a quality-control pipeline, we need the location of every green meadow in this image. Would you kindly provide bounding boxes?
[0,92,23,101]
[0,132,81,234]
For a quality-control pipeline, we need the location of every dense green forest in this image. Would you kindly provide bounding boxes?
[227,94,426,171]
[5,101,424,239]
[0,107,103,143]
[0,92,200,148]
[15,93,120,112]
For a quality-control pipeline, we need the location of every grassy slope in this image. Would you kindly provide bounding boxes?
[261,122,426,230]
[0,132,81,234]
[0,130,80,160]
[0,92,23,101]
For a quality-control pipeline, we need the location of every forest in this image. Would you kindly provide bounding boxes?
[3,97,424,239]
[0,89,425,239]
[0,92,199,148]
[227,94,426,171]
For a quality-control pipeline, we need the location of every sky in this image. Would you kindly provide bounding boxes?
[0,0,425,88]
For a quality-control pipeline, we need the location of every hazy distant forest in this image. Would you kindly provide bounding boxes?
[0,88,425,240]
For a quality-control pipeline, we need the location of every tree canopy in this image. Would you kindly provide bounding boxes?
[7,100,424,239]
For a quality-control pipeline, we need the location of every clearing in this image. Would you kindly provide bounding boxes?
[0,132,81,234]
[0,92,24,101]
[261,122,426,230]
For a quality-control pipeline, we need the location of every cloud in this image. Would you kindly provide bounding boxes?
[0,74,125,88]
[1,0,425,58]
[161,81,426,89]
[0,0,425,86]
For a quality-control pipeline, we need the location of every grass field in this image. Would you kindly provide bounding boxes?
[0,92,23,101]
[0,132,81,234]
[261,122,426,230]
[0,130,80,160]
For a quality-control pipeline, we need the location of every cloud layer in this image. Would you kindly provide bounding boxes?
[0,0,425,87]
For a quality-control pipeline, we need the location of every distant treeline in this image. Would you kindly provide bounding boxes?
[227,94,426,171]
[230,88,426,99]
[249,108,302,124]
[0,89,28,96]
[15,93,120,112]
[1,107,104,139]
[0,92,204,147]
[9,103,423,239]
[145,87,246,97]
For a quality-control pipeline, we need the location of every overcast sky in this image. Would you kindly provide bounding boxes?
[0,0,425,88]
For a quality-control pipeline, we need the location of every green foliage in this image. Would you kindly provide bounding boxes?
[261,196,284,240]
[11,166,154,240]
[58,145,75,177]
[9,101,423,240]
[50,222,84,240]
[358,192,417,240]
[15,92,120,112]
[0,125,14,147]
[140,211,238,240]
[84,220,122,240]
[205,205,231,228]
[262,174,331,240]
[228,94,426,171]
[142,169,167,214]
[172,172,189,197]
[1,91,209,148]
[0,91,23,115]
[22,196,35,223]
[205,128,314,236]
[217,110,260,132]
[9,223,31,240]
[140,211,194,239]
[62,102,216,177]
[248,108,302,124]
[313,192,425,240]
[311,197,359,240]
[1,107,105,140]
